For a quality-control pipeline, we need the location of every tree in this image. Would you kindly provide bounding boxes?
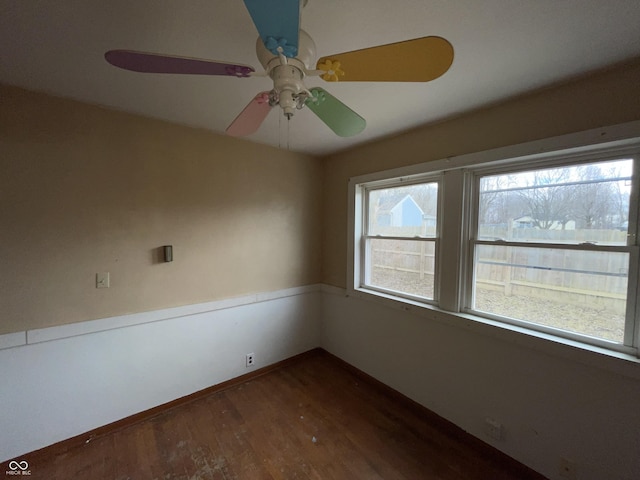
[606,165,631,228]
[517,168,574,229]
[410,183,438,217]
[570,165,614,229]
[479,175,527,226]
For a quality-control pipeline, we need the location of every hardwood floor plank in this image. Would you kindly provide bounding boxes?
[278,358,457,480]
[8,350,546,480]
[255,372,390,480]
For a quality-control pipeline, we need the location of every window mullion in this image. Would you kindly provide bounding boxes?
[439,169,466,312]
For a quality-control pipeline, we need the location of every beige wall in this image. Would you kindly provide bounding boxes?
[0,85,322,334]
[321,59,640,287]
[3,58,640,334]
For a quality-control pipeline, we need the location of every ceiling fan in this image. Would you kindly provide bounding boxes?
[105,0,454,138]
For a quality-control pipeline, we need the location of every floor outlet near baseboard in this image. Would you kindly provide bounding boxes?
[246,353,255,367]
[484,417,504,441]
[559,457,576,479]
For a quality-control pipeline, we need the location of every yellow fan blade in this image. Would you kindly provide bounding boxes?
[316,36,453,82]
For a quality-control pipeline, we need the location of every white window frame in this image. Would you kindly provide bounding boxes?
[348,121,640,359]
[464,152,639,352]
[358,176,442,304]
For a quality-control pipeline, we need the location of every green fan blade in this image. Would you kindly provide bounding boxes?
[305,88,366,137]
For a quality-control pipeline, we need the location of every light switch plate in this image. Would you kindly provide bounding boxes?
[96,272,110,288]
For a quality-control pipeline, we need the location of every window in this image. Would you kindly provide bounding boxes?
[350,126,640,357]
[361,179,440,302]
[469,158,635,345]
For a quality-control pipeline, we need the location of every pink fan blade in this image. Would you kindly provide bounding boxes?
[226,92,272,137]
[105,50,254,77]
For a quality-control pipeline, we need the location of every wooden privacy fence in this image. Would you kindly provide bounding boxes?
[372,234,628,314]
[371,239,435,279]
[475,244,627,313]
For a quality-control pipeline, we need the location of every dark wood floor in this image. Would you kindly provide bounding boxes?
[11,350,545,479]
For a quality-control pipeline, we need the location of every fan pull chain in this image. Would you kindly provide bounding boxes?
[277,112,291,151]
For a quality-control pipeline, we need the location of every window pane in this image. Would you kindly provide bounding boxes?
[478,159,633,245]
[368,183,438,237]
[473,245,628,343]
[367,239,435,299]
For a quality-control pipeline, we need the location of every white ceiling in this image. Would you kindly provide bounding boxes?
[1,0,640,156]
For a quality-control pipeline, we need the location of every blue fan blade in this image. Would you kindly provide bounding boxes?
[243,0,300,57]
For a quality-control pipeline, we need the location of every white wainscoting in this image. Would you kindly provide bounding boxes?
[0,286,321,462]
[321,286,640,480]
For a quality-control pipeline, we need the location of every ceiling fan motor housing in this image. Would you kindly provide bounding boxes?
[271,65,305,117]
[255,29,317,70]
[256,29,317,117]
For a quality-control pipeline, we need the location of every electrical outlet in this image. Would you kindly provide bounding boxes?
[559,457,576,479]
[246,353,255,367]
[484,417,504,441]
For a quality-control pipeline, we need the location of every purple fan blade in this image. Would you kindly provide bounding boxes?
[105,50,255,77]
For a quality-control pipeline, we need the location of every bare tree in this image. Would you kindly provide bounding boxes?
[479,175,528,226]
[518,168,574,229]
[606,165,631,228]
[479,161,631,235]
[411,183,438,216]
[570,165,614,229]
[478,176,502,225]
